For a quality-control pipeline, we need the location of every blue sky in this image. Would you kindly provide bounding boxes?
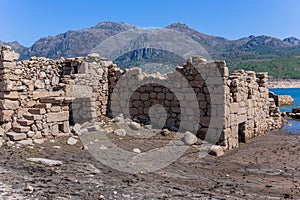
[1,0,300,46]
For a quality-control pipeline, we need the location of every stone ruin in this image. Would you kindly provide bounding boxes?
[0,45,283,150]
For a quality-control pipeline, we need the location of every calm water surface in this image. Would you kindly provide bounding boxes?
[270,88,300,134]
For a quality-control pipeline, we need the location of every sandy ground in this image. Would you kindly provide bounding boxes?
[0,130,299,200]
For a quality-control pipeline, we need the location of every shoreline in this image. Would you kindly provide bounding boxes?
[269,79,300,88]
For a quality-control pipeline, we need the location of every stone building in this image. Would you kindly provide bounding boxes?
[0,46,283,149]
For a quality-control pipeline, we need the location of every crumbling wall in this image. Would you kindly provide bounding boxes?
[0,46,111,144]
[224,70,282,149]
[108,57,283,150]
[0,45,283,150]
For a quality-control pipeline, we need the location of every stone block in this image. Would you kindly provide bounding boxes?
[1,50,19,61]
[28,108,46,115]
[18,119,34,126]
[32,91,64,100]
[0,91,19,100]
[0,99,19,110]
[0,110,14,122]
[6,132,27,141]
[13,126,30,133]
[23,114,43,121]
[50,106,61,112]
[35,103,52,109]
[61,121,70,133]
[46,111,69,123]
[50,124,59,136]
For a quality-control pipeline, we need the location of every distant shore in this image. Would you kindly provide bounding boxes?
[269,79,300,88]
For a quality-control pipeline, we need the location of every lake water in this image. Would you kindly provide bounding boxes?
[270,88,300,134]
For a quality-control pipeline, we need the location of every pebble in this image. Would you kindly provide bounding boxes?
[133,148,141,153]
[67,137,78,145]
[114,129,127,136]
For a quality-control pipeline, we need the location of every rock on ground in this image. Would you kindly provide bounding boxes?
[67,137,78,145]
[114,129,126,136]
[208,145,225,156]
[26,158,63,166]
[182,131,197,145]
[129,121,141,130]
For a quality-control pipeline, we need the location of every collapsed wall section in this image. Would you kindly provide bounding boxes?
[0,45,283,150]
[0,46,111,144]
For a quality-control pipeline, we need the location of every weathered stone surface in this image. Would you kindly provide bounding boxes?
[182,131,198,145]
[67,137,78,145]
[18,139,33,145]
[32,91,64,100]
[18,119,34,126]
[33,139,44,144]
[208,145,225,156]
[133,148,141,153]
[27,158,63,166]
[0,110,14,122]
[114,129,126,136]
[28,108,46,115]
[1,48,19,61]
[24,114,43,121]
[129,121,141,130]
[0,99,20,110]
[6,132,27,141]
[0,127,4,136]
[46,111,69,123]
[13,126,30,133]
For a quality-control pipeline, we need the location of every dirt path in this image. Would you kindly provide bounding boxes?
[0,130,299,199]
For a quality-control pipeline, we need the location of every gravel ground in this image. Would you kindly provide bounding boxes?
[0,130,299,200]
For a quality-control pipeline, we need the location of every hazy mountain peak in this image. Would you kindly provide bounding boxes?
[93,21,137,31]
[283,37,300,46]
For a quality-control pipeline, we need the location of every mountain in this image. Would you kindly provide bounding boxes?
[0,40,26,54]
[21,22,137,59]
[1,21,300,78]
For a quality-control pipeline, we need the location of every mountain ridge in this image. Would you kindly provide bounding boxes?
[1,21,300,78]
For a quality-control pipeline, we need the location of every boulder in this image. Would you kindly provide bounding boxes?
[129,121,141,130]
[182,131,197,145]
[6,132,27,141]
[208,145,224,156]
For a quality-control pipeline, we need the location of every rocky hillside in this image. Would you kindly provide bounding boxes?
[1,22,300,78]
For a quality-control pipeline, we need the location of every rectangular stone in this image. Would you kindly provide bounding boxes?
[6,132,27,141]
[1,50,19,61]
[0,91,19,100]
[0,110,14,122]
[23,114,43,121]
[60,121,70,133]
[230,103,238,114]
[50,124,59,136]
[13,126,30,133]
[40,97,65,104]
[32,91,64,100]
[0,61,16,69]
[28,108,46,115]
[35,103,52,109]
[51,106,61,112]
[0,99,20,109]
[18,119,34,126]
[46,111,69,123]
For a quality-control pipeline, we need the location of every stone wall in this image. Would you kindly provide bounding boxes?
[0,46,110,144]
[108,57,283,150]
[0,45,283,150]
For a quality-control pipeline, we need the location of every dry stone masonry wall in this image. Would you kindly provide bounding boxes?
[0,46,283,150]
